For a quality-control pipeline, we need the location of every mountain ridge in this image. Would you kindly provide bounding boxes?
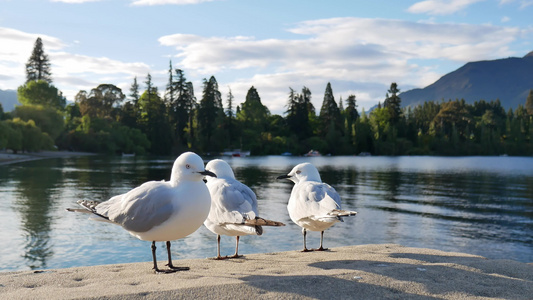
[0,89,18,112]
[400,52,533,109]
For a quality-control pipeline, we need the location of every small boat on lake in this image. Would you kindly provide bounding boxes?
[304,150,321,157]
[221,149,251,157]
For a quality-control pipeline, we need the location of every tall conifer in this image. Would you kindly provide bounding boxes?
[25,37,52,83]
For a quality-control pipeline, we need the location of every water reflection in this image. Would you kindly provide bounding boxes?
[10,160,64,269]
[0,155,532,272]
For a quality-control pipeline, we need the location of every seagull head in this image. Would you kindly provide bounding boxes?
[205,159,235,181]
[276,162,321,183]
[171,152,216,184]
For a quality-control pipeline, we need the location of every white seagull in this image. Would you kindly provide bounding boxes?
[277,162,357,252]
[67,152,216,273]
[204,159,285,259]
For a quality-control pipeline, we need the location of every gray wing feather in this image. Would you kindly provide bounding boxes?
[96,181,174,233]
[210,178,257,224]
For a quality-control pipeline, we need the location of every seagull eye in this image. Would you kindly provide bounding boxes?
[186,164,191,169]
[296,170,301,174]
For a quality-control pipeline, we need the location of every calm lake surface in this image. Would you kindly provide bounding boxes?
[1,155,532,272]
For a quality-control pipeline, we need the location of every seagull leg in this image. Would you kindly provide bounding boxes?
[152,241,172,273]
[165,241,189,271]
[315,231,328,251]
[302,228,312,252]
[215,235,227,260]
[229,236,242,258]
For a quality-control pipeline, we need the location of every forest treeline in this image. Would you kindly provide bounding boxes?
[2,37,533,156]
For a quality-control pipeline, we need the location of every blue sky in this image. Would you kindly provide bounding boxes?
[1,0,532,114]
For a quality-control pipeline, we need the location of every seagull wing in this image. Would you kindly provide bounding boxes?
[95,181,174,233]
[291,181,342,222]
[207,178,257,224]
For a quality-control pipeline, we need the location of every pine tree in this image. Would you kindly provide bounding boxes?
[165,60,176,105]
[238,86,270,128]
[225,87,236,147]
[286,87,314,143]
[129,77,140,105]
[226,87,234,119]
[25,37,52,83]
[383,82,401,123]
[197,76,224,152]
[172,69,194,150]
[345,94,359,146]
[319,82,343,136]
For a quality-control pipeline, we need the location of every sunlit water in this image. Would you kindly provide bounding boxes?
[0,155,532,272]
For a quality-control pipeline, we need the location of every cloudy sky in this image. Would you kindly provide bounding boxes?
[1,0,532,114]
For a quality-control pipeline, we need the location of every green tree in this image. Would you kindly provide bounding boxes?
[319,82,343,136]
[224,87,237,148]
[13,105,65,141]
[76,84,125,119]
[369,105,392,154]
[238,86,270,130]
[383,82,401,124]
[0,121,13,149]
[354,110,374,154]
[170,69,195,152]
[17,80,66,110]
[25,37,52,83]
[237,86,271,154]
[344,94,359,148]
[5,118,54,153]
[138,80,172,155]
[165,60,176,105]
[286,87,315,148]
[197,76,224,152]
[129,76,141,106]
[432,100,471,140]
[64,102,82,131]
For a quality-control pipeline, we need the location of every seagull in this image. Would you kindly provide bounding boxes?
[67,152,216,273]
[203,159,285,259]
[277,162,357,252]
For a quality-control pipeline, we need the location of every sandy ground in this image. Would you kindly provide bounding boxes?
[0,244,531,299]
[0,151,96,166]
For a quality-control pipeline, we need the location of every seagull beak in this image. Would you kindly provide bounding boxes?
[200,170,217,178]
[276,174,291,180]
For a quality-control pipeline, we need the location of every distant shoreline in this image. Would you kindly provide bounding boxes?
[0,150,96,166]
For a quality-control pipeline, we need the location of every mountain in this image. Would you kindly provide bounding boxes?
[0,89,19,112]
[400,52,533,109]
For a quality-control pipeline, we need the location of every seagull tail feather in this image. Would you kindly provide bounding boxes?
[329,209,357,217]
[65,208,92,214]
[244,216,286,227]
[67,200,110,221]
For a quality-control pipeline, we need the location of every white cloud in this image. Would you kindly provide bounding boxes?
[2,14,530,113]
[519,0,533,8]
[159,17,526,112]
[0,27,65,62]
[0,26,150,100]
[130,0,216,6]
[408,0,485,15]
[50,53,150,98]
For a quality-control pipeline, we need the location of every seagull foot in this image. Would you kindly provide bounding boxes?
[227,254,243,259]
[301,248,314,252]
[212,256,228,260]
[314,247,329,251]
[164,263,190,271]
[153,267,186,274]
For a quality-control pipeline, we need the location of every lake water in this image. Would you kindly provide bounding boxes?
[0,155,532,272]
